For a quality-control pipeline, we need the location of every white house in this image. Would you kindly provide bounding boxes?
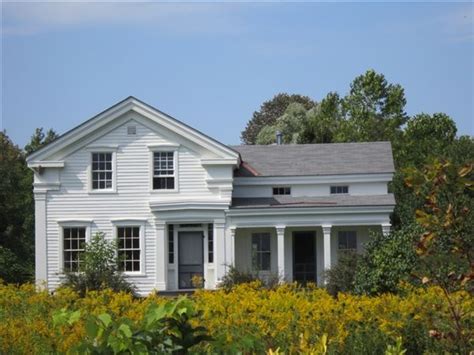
[27,97,395,295]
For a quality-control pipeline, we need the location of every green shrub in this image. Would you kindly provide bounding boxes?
[218,265,282,291]
[324,251,360,296]
[62,232,134,296]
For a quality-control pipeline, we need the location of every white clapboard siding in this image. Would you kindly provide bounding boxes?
[46,119,216,293]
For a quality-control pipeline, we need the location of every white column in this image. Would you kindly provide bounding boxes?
[322,224,332,283]
[227,227,236,267]
[214,222,226,286]
[276,226,286,281]
[155,221,167,291]
[34,191,48,288]
[381,223,391,237]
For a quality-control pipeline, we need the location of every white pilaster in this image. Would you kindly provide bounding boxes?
[381,223,391,237]
[227,227,236,267]
[214,222,226,286]
[276,225,286,280]
[155,221,167,291]
[34,191,48,288]
[322,224,332,282]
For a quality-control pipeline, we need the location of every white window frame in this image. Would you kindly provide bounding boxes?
[272,186,291,195]
[112,219,146,276]
[251,232,272,272]
[86,146,118,194]
[337,230,357,252]
[148,144,179,193]
[330,185,349,195]
[57,220,92,275]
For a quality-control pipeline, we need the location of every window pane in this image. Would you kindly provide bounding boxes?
[63,227,86,272]
[153,152,175,190]
[117,226,140,272]
[261,253,271,271]
[91,152,113,190]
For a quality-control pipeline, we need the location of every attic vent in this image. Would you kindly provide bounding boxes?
[127,125,136,135]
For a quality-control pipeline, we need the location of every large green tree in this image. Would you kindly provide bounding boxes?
[0,128,58,283]
[241,93,316,144]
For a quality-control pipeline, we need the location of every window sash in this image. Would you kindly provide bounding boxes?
[117,226,141,272]
[338,231,357,251]
[63,227,86,272]
[330,185,349,194]
[91,152,113,190]
[252,233,271,271]
[168,225,174,264]
[273,187,291,195]
[153,151,175,190]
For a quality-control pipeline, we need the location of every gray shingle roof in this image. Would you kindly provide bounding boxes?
[231,194,396,209]
[230,142,395,177]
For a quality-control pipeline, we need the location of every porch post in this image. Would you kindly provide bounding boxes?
[214,222,226,286]
[322,224,332,283]
[381,223,391,237]
[34,191,48,288]
[155,221,167,291]
[276,226,286,280]
[227,227,236,267]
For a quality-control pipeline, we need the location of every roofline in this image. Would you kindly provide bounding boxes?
[229,203,396,210]
[27,96,240,162]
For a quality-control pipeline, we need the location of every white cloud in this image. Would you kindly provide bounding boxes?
[1,2,247,36]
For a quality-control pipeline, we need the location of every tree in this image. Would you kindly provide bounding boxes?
[241,93,316,144]
[24,128,58,155]
[0,131,34,282]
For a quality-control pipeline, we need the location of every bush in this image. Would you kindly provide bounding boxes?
[62,232,134,296]
[324,251,360,296]
[218,265,282,291]
[354,225,419,295]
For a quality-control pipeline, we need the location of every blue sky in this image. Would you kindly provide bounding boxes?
[1,2,473,147]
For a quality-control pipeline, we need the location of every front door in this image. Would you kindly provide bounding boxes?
[178,231,204,289]
[293,231,316,284]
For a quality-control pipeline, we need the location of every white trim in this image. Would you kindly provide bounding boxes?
[57,221,92,275]
[27,97,239,163]
[201,158,239,166]
[112,220,146,276]
[88,151,117,194]
[110,217,148,223]
[150,200,230,212]
[85,144,119,151]
[233,173,393,185]
[28,161,65,169]
[227,205,394,217]
[147,143,180,150]
[149,148,179,194]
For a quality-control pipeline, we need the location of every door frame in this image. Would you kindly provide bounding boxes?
[292,231,317,284]
[176,225,206,290]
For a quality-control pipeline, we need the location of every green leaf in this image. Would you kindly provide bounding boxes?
[118,323,132,338]
[97,313,112,327]
[85,319,99,338]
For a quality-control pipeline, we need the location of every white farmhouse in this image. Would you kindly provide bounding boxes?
[27,97,395,294]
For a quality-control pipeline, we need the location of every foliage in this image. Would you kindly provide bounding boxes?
[241,93,316,144]
[24,128,59,155]
[405,159,473,353]
[2,282,471,354]
[218,265,281,291]
[354,225,420,295]
[54,296,210,354]
[324,251,360,296]
[62,232,134,296]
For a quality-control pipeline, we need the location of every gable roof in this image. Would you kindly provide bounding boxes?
[231,142,395,177]
[27,96,239,163]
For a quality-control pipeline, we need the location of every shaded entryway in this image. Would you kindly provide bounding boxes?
[293,231,316,284]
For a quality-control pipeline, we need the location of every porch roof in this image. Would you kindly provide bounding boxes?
[231,194,395,209]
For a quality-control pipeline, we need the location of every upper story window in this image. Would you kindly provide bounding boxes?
[153,151,175,190]
[117,226,141,272]
[63,227,86,272]
[330,185,349,194]
[252,233,271,271]
[273,187,291,195]
[338,231,357,251]
[92,152,113,190]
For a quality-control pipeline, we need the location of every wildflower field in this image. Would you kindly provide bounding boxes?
[0,282,472,354]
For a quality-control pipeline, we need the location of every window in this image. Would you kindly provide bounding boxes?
[117,226,141,272]
[153,151,175,190]
[92,152,113,190]
[330,185,349,194]
[252,233,271,271]
[273,187,291,195]
[168,224,174,264]
[63,227,86,272]
[208,224,214,263]
[338,231,357,251]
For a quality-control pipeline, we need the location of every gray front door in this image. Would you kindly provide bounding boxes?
[178,231,204,289]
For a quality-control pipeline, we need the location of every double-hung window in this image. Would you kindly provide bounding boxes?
[252,233,271,271]
[92,152,113,190]
[117,226,141,272]
[153,151,175,190]
[63,227,86,272]
[273,187,291,195]
[338,231,357,252]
